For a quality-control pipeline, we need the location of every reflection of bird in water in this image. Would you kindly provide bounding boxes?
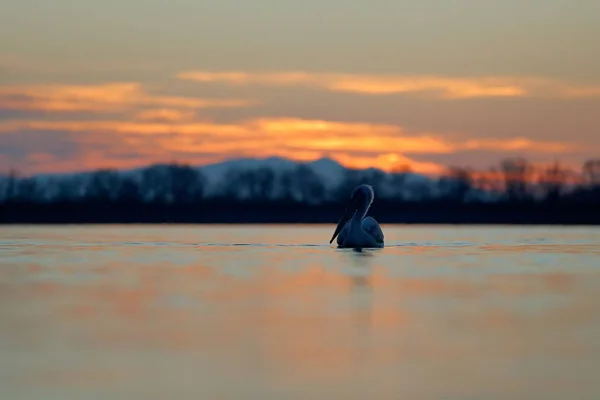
[329,184,384,249]
[342,244,374,365]
[352,247,373,255]
[343,246,375,289]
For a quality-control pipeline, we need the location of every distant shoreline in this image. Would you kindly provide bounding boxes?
[2,202,599,225]
[2,222,599,226]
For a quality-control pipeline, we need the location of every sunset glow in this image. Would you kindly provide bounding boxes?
[0,113,579,175]
[1,0,599,176]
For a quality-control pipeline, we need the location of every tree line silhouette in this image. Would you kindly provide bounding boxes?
[1,157,599,224]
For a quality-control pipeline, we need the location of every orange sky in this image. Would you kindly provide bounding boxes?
[0,76,597,176]
[1,0,599,176]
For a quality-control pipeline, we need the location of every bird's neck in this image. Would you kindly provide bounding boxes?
[351,199,370,227]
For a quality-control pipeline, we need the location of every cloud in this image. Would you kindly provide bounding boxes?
[461,138,569,153]
[134,109,197,123]
[177,70,600,99]
[0,117,574,154]
[0,82,258,113]
[0,116,578,176]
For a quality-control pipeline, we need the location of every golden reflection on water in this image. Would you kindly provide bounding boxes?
[0,225,599,399]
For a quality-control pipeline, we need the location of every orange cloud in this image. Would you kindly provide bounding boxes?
[0,120,249,136]
[462,138,570,153]
[0,117,577,175]
[327,77,525,98]
[1,117,573,154]
[0,82,257,113]
[134,109,197,123]
[177,70,600,99]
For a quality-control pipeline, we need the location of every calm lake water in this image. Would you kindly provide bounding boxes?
[1,224,599,400]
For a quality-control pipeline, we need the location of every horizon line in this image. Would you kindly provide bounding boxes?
[2,154,594,180]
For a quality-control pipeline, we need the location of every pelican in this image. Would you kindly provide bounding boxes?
[329,184,384,248]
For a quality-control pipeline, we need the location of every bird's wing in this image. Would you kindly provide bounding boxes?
[336,220,350,246]
[362,217,384,243]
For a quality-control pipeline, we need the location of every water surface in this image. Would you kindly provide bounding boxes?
[1,225,599,399]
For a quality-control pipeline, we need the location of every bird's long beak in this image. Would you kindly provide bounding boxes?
[329,199,358,244]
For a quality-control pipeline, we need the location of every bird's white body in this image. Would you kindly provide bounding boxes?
[335,216,384,248]
[330,184,384,248]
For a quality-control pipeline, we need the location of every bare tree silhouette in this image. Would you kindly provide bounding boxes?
[140,164,206,204]
[582,159,600,187]
[439,166,473,203]
[538,161,570,202]
[500,157,533,201]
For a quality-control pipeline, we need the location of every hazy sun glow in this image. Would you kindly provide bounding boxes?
[0,110,578,175]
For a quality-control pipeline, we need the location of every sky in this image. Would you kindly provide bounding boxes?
[1,0,599,175]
